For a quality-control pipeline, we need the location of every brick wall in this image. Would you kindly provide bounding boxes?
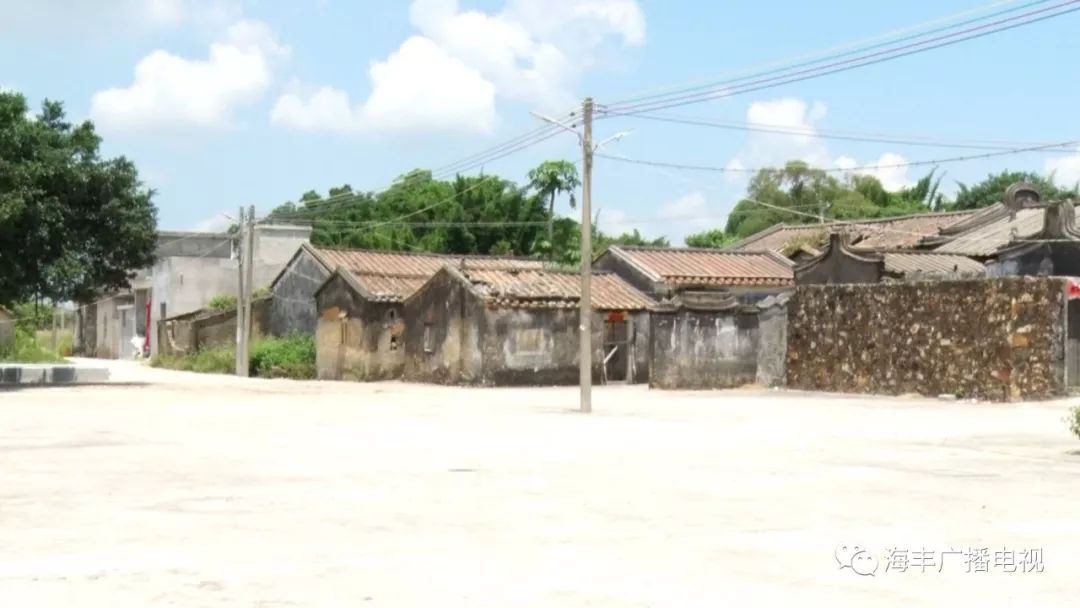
[786,277,1066,401]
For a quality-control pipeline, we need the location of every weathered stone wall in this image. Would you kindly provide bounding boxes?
[786,277,1066,401]
[756,297,789,387]
[270,249,329,337]
[650,309,761,390]
[314,274,403,381]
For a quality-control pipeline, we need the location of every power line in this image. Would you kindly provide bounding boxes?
[601,0,1045,108]
[265,128,568,221]
[595,138,1080,174]
[602,1,1080,115]
[601,111,1080,153]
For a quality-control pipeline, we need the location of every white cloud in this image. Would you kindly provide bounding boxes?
[90,20,289,133]
[273,0,644,134]
[600,191,712,242]
[835,152,911,192]
[192,211,232,232]
[727,98,832,173]
[271,37,496,134]
[834,156,857,171]
[726,97,912,191]
[1046,146,1080,189]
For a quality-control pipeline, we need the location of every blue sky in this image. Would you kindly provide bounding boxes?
[3,0,1079,243]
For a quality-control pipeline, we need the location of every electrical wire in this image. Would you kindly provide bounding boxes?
[595,138,1080,175]
[601,0,1045,108]
[600,111,1080,153]
[602,1,1080,115]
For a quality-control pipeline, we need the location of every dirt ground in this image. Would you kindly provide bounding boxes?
[2,360,1079,607]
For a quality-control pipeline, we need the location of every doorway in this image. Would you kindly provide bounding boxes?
[602,314,632,383]
[1068,300,1080,388]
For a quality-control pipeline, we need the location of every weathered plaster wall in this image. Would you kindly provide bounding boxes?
[315,275,403,381]
[988,243,1080,278]
[401,270,479,384]
[756,297,790,387]
[786,277,1067,401]
[271,250,329,337]
[158,299,270,355]
[650,309,761,389]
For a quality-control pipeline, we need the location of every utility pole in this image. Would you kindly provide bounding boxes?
[532,98,629,414]
[241,205,256,376]
[235,206,248,376]
[579,97,594,414]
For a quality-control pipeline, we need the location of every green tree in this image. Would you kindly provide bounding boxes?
[951,170,1078,210]
[527,160,580,253]
[685,229,734,249]
[0,91,157,306]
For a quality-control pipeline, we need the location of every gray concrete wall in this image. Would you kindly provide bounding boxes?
[650,309,760,389]
[315,274,404,381]
[156,232,233,259]
[149,228,310,356]
[270,249,329,337]
[756,301,788,387]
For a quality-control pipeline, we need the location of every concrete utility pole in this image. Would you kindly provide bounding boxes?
[235,206,248,376]
[241,205,256,377]
[532,98,629,414]
[579,97,594,414]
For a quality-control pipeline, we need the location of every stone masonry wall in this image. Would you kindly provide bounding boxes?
[786,277,1066,401]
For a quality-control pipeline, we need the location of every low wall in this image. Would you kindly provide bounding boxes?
[786,277,1067,401]
[650,309,760,390]
[159,298,271,355]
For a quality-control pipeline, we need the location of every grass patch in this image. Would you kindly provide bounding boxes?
[251,334,316,379]
[0,329,67,363]
[151,335,316,380]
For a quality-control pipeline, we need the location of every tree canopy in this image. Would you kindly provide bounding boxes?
[0,91,158,306]
[951,170,1078,210]
[264,161,667,266]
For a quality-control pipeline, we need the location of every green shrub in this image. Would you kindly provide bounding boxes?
[151,346,233,374]
[250,335,316,379]
[208,294,238,311]
[148,335,315,380]
[252,286,271,299]
[0,329,65,363]
[1067,406,1080,441]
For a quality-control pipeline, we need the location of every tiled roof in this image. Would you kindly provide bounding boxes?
[353,274,430,301]
[314,247,545,276]
[462,268,656,310]
[880,251,986,277]
[312,246,546,302]
[726,211,976,254]
[932,208,1045,256]
[609,246,794,287]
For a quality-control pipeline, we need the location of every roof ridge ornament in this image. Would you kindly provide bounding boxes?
[1004,182,1041,218]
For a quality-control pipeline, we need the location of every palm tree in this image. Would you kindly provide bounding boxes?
[527,160,581,253]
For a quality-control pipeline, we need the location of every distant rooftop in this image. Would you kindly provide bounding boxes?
[606,245,795,288]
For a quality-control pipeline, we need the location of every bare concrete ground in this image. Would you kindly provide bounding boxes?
[2,361,1079,607]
